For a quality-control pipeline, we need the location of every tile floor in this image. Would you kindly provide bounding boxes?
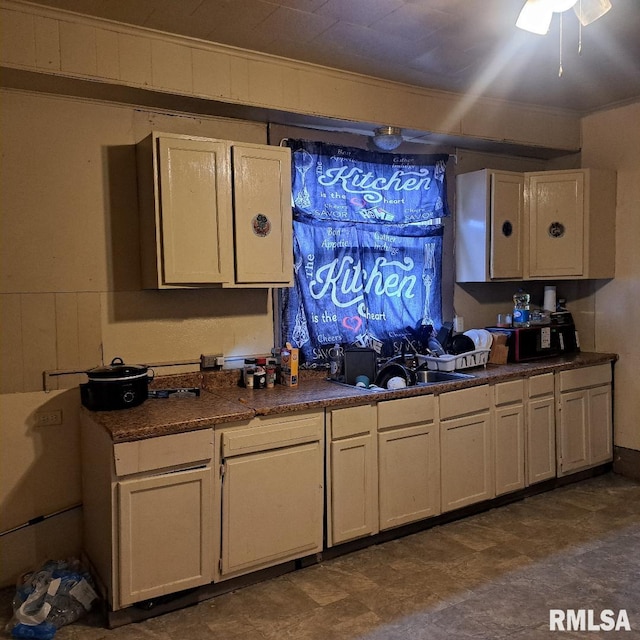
[2,472,639,639]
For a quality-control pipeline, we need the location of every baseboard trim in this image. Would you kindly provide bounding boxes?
[613,446,640,481]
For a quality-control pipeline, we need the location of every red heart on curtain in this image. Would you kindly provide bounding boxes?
[342,316,363,333]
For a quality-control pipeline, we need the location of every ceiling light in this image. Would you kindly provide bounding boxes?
[516,0,554,34]
[372,127,403,151]
[516,0,610,34]
[516,0,613,75]
[573,0,611,25]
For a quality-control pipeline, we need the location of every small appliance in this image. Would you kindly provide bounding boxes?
[80,357,154,410]
[487,324,579,362]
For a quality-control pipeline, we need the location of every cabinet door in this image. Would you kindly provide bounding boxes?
[494,404,525,496]
[378,423,440,530]
[232,144,292,285]
[220,442,323,578]
[527,396,556,485]
[528,171,584,278]
[157,136,233,285]
[117,467,213,607]
[329,434,378,545]
[491,172,524,279]
[441,412,493,512]
[589,385,613,466]
[558,389,589,475]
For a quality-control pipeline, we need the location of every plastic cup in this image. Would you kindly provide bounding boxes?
[355,375,370,388]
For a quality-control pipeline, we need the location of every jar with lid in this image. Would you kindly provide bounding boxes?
[243,358,256,388]
[512,289,530,328]
[254,358,267,389]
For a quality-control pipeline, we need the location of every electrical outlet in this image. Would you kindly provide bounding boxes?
[34,409,63,427]
[454,316,464,333]
[200,354,223,370]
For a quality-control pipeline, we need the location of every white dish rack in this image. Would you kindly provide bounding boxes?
[416,349,491,372]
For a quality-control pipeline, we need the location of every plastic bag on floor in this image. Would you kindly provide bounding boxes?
[5,558,98,639]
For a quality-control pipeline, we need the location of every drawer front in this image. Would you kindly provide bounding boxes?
[222,412,323,458]
[528,373,554,398]
[330,404,376,439]
[560,364,611,392]
[114,429,213,477]
[439,385,490,420]
[494,379,524,406]
[378,395,436,430]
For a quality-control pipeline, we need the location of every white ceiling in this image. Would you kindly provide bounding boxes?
[27,0,640,114]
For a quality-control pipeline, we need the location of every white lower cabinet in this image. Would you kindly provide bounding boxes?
[557,364,613,476]
[378,395,440,530]
[118,467,213,607]
[326,404,378,546]
[493,380,526,496]
[217,411,324,579]
[80,422,215,611]
[526,373,556,485]
[82,363,615,614]
[440,385,494,512]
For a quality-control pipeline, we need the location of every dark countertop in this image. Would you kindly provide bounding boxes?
[82,352,617,443]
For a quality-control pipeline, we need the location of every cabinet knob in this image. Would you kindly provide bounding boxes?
[502,220,513,237]
[548,221,566,238]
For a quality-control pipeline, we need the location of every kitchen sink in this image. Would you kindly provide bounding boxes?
[416,370,476,384]
[327,378,382,392]
[328,369,475,392]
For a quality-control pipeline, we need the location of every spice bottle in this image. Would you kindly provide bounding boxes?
[243,358,256,388]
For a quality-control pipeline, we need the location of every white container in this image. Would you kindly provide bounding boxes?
[416,349,490,372]
[543,286,557,312]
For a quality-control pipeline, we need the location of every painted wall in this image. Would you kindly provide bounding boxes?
[0,89,277,585]
[1,85,636,589]
[581,102,640,452]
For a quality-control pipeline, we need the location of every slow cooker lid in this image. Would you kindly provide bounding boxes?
[87,357,148,380]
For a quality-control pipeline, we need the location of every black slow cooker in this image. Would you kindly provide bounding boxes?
[80,357,154,411]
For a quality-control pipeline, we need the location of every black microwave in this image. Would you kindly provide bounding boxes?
[487,325,579,362]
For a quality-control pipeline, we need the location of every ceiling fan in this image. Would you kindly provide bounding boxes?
[516,0,612,35]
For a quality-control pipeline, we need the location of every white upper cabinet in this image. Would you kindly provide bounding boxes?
[137,132,292,289]
[526,169,616,279]
[456,168,616,282]
[456,170,524,282]
[232,143,293,286]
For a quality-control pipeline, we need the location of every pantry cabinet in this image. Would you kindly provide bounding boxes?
[80,421,215,611]
[217,411,324,580]
[493,380,525,496]
[526,373,556,485]
[326,404,378,546]
[137,132,292,289]
[440,385,493,512]
[456,168,615,282]
[377,395,440,530]
[556,364,613,476]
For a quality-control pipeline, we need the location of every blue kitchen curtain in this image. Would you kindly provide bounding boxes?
[281,139,449,367]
